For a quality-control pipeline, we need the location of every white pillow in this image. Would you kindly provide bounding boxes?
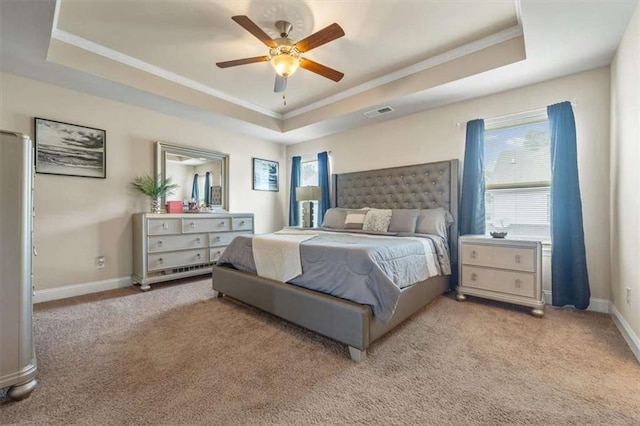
[363,208,393,233]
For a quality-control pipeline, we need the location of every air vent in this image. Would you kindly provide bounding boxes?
[363,106,395,118]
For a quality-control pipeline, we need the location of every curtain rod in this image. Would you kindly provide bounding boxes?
[289,150,332,159]
[455,101,577,128]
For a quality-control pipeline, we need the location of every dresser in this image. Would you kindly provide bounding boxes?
[0,131,38,400]
[132,212,254,290]
[456,235,544,317]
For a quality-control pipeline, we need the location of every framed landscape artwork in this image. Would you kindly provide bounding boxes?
[252,157,279,192]
[34,117,106,178]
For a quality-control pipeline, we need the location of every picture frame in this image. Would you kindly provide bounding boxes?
[34,117,106,178]
[252,157,279,192]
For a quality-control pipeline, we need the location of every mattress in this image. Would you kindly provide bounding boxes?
[216,230,450,323]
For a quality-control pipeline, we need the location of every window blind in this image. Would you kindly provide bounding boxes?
[484,119,551,241]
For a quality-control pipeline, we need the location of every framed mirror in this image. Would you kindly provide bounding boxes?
[155,142,229,212]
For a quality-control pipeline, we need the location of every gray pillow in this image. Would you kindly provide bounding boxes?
[415,207,454,238]
[321,208,347,229]
[388,209,420,233]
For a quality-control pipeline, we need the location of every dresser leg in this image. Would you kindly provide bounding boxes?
[531,308,544,318]
[456,293,466,301]
[212,290,224,298]
[140,283,151,291]
[7,378,37,401]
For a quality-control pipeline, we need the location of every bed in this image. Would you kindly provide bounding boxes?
[211,159,459,361]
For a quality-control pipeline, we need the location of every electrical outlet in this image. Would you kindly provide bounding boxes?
[626,287,631,305]
[95,256,105,269]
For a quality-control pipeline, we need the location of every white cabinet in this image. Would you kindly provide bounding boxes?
[457,235,544,317]
[0,131,38,400]
[132,212,253,290]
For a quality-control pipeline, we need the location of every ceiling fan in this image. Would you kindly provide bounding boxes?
[216,16,345,93]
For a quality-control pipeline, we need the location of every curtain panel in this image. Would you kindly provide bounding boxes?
[289,156,301,226]
[317,152,330,223]
[459,119,486,235]
[548,101,590,309]
[203,172,211,206]
[191,173,199,203]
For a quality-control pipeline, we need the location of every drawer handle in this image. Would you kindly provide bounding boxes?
[162,222,168,230]
[219,222,226,227]
[196,253,202,259]
[515,279,522,288]
[190,222,196,229]
[158,257,164,265]
[471,272,477,281]
[213,236,220,242]
[196,237,201,244]
[471,250,477,259]
[515,254,521,263]
[239,220,245,226]
[158,240,163,248]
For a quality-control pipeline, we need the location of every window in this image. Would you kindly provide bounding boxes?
[300,159,319,226]
[484,115,551,241]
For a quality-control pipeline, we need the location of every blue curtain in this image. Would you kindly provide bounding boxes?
[203,172,211,206]
[317,151,330,223]
[191,173,199,203]
[548,101,590,309]
[289,156,301,226]
[459,119,486,235]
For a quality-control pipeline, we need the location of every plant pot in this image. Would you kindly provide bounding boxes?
[150,199,161,214]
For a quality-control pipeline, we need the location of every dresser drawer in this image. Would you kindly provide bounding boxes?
[147,249,208,271]
[461,266,535,298]
[232,217,253,231]
[182,218,231,233]
[461,243,535,272]
[148,234,207,253]
[210,247,227,263]
[209,231,247,247]
[148,219,181,235]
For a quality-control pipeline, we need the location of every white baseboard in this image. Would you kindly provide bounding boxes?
[610,303,640,363]
[34,276,132,304]
[542,290,609,313]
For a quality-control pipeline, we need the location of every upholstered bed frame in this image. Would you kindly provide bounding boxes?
[211,159,459,362]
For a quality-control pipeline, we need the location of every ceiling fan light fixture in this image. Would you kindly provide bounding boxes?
[269,44,300,78]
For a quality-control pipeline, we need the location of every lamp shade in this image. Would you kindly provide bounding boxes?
[295,186,321,201]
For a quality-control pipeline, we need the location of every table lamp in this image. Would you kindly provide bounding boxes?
[295,186,321,228]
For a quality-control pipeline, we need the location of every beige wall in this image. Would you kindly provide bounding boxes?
[0,72,286,291]
[287,68,612,301]
[610,4,639,340]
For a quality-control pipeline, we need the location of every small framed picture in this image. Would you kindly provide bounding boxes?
[252,157,279,192]
[34,117,106,178]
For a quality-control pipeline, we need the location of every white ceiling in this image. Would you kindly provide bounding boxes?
[1,1,637,144]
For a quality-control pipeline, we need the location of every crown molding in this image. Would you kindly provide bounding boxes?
[283,24,524,119]
[50,28,284,119]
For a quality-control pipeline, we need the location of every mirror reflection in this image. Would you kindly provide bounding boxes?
[155,142,229,212]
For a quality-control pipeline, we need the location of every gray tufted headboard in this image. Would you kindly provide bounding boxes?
[331,159,459,276]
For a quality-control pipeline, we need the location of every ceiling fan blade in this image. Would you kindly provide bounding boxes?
[274,75,287,93]
[216,56,269,68]
[294,23,345,53]
[300,58,344,82]
[232,15,278,48]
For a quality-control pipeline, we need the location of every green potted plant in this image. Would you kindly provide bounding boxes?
[131,174,179,214]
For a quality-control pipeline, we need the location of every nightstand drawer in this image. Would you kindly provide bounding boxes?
[461,266,535,298]
[461,243,535,272]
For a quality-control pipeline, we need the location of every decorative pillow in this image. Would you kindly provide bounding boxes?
[321,208,348,229]
[363,208,392,233]
[415,207,454,238]
[343,208,369,230]
[388,209,420,233]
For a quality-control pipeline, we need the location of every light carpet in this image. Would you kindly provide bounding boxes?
[1,278,639,425]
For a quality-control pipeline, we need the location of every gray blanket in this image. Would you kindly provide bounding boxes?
[217,231,451,323]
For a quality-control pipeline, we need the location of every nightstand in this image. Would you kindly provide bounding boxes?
[456,235,544,317]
